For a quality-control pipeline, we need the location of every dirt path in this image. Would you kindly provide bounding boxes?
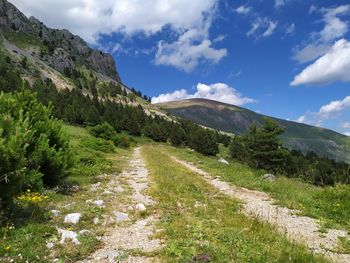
[80,147,162,263]
[170,155,350,263]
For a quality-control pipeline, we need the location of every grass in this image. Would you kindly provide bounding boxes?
[162,144,350,232]
[0,125,133,262]
[143,144,329,263]
[3,31,46,50]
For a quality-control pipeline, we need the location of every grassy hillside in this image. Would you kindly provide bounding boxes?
[157,98,350,163]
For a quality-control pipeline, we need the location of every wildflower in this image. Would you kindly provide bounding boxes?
[5,245,11,250]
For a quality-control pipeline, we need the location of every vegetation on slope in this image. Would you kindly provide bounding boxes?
[158,98,350,163]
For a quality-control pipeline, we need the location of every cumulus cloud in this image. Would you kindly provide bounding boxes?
[152,83,256,106]
[296,95,350,126]
[286,23,295,34]
[292,4,350,64]
[155,20,227,72]
[9,0,225,71]
[247,18,278,38]
[235,5,251,15]
[291,39,350,86]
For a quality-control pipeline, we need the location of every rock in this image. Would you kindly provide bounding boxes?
[93,200,105,208]
[113,186,124,193]
[46,242,54,249]
[103,190,113,195]
[218,158,229,165]
[90,182,101,192]
[57,228,80,245]
[135,203,146,212]
[113,211,129,223]
[263,174,276,182]
[64,213,81,224]
[93,217,100,225]
[50,210,60,217]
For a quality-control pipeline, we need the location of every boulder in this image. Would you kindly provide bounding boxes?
[135,203,146,212]
[57,228,80,245]
[263,174,276,182]
[218,158,229,165]
[113,211,129,223]
[64,213,81,224]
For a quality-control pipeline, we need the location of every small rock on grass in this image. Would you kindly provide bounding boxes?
[113,211,129,222]
[64,213,81,224]
[218,158,229,165]
[135,203,146,212]
[93,200,105,207]
[263,173,276,182]
[50,210,60,217]
[57,228,80,245]
[93,217,100,225]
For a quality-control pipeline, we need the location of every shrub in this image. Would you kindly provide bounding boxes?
[88,122,117,141]
[0,90,72,206]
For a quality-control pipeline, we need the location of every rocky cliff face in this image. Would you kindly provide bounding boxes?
[0,0,120,81]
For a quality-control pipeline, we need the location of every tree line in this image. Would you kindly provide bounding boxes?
[230,118,350,186]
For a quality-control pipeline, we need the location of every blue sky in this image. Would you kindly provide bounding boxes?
[9,0,350,135]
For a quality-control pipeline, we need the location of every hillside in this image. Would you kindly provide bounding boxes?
[157,98,350,163]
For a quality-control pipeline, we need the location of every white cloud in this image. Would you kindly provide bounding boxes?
[342,122,350,128]
[320,5,350,42]
[345,132,350,136]
[286,23,295,34]
[235,5,251,15]
[297,95,350,126]
[155,22,227,72]
[292,4,350,64]
[275,0,285,8]
[262,21,278,37]
[152,83,256,105]
[291,39,350,86]
[247,18,278,38]
[292,43,331,63]
[9,0,225,71]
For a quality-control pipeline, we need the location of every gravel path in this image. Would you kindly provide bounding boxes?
[171,156,350,263]
[79,147,162,263]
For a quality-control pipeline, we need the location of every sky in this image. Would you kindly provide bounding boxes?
[8,0,350,136]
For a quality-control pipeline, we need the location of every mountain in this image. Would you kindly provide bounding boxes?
[0,0,120,83]
[157,98,350,163]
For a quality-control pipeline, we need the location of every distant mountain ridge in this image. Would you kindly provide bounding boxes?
[158,98,350,163]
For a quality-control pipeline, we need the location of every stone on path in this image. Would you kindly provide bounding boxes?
[135,203,146,212]
[113,211,129,223]
[64,213,81,224]
[57,228,80,245]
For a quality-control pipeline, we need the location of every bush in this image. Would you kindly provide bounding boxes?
[88,122,117,141]
[81,137,115,153]
[0,90,72,206]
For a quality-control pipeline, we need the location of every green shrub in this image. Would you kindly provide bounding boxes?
[0,90,72,206]
[81,137,115,153]
[88,122,117,141]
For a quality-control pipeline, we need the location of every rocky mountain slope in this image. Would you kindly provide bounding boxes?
[158,99,350,163]
[0,0,120,82]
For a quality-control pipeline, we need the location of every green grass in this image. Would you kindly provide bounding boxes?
[143,144,329,263]
[162,144,350,232]
[4,31,46,50]
[0,125,133,262]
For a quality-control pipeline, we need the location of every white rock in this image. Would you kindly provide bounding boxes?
[113,186,124,193]
[102,215,115,226]
[64,213,81,224]
[46,242,54,249]
[93,217,100,225]
[263,173,276,182]
[113,211,129,223]
[93,200,105,207]
[103,190,113,195]
[57,228,80,245]
[218,158,229,165]
[50,210,60,217]
[135,203,146,212]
